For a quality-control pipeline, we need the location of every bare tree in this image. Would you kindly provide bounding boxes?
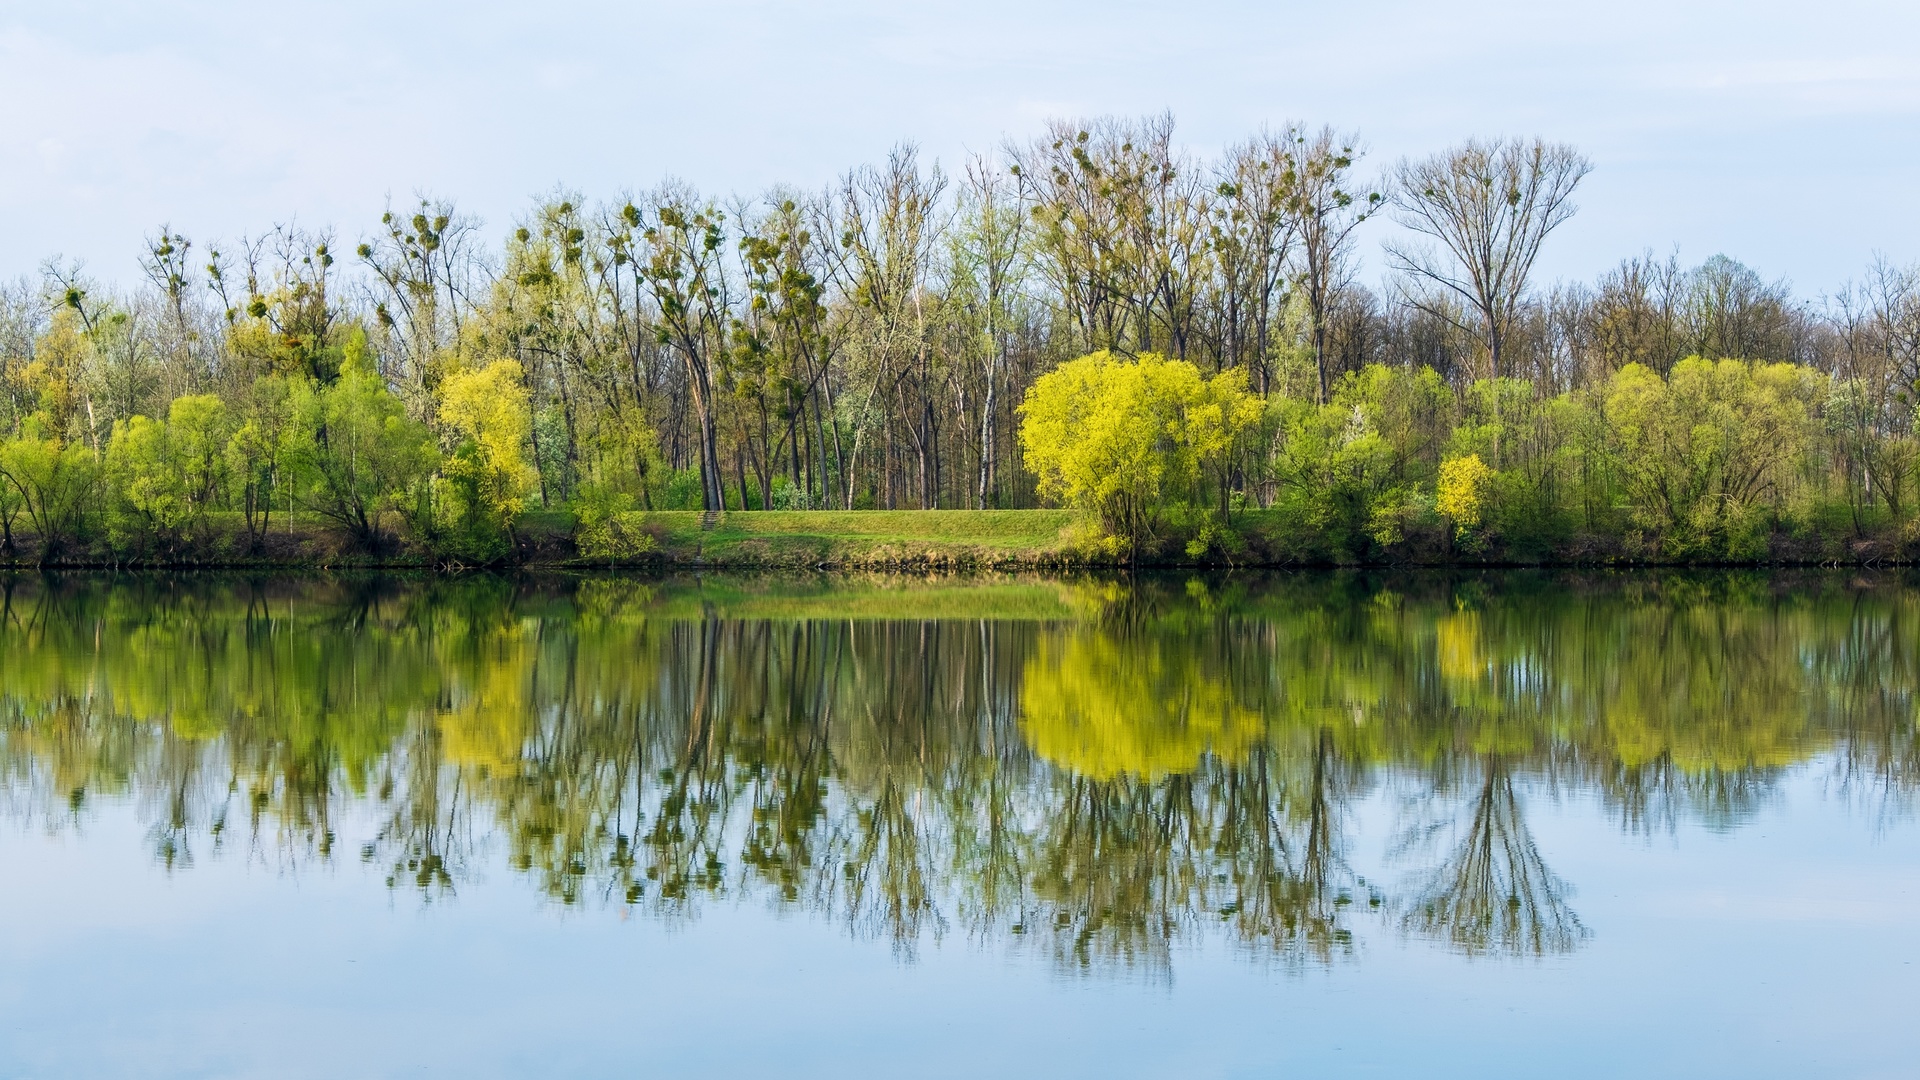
[1012,114,1207,362]
[821,145,948,509]
[1860,258,1920,397]
[141,226,215,399]
[1680,254,1799,363]
[1207,132,1301,393]
[1281,127,1379,403]
[951,155,1028,508]
[358,196,488,404]
[1582,251,1686,377]
[1386,138,1591,380]
[634,183,732,512]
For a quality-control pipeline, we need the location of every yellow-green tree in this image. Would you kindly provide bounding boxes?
[437,358,537,554]
[1436,453,1493,541]
[284,333,438,549]
[223,377,295,551]
[107,415,186,545]
[1019,350,1260,555]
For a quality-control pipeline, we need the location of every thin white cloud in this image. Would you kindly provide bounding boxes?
[2,0,1918,291]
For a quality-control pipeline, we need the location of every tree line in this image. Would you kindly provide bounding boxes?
[3,116,1919,562]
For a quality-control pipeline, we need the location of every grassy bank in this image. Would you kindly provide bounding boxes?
[615,572,1093,620]
[2,506,1913,570]
[645,508,1918,570]
[634,510,1086,569]
[0,509,1091,570]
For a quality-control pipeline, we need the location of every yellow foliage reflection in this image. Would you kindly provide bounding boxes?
[1018,631,1264,780]
[438,662,532,773]
[1434,610,1484,684]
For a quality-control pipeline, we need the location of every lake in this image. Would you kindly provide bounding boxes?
[1,570,1916,1078]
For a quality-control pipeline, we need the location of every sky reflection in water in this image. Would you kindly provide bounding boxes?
[0,570,1916,1078]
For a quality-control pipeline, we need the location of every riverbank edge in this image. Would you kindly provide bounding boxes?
[2,508,1915,571]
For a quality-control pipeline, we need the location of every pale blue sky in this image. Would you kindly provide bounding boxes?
[3,0,1916,293]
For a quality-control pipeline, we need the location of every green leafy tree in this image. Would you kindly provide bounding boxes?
[225,377,295,551]
[1603,357,1824,556]
[106,415,187,548]
[572,405,666,561]
[1270,364,1451,554]
[284,333,438,550]
[0,416,98,563]
[104,394,231,554]
[0,464,20,555]
[168,394,229,507]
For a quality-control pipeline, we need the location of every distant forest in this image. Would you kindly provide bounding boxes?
[3,114,1918,562]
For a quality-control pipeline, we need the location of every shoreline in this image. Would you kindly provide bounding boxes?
[2,507,1916,572]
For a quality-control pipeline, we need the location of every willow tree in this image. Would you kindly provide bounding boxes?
[0,417,96,563]
[284,335,438,548]
[1602,357,1825,556]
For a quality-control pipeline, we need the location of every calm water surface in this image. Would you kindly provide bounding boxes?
[1,571,1916,1078]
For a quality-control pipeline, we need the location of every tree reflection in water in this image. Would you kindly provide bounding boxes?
[1400,755,1587,957]
[1,570,1915,972]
